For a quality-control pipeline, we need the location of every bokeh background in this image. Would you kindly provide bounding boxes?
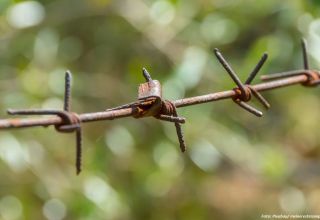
[0,0,320,219]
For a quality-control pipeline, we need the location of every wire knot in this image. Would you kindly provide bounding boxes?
[155,99,186,152]
[54,111,81,133]
[159,100,176,115]
[7,71,83,175]
[53,110,83,175]
[214,48,270,117]
[106,68,187,152]
[132,98,162,118]
[301,70,320,87]
[232,86,252,102]
[154,100,185,123]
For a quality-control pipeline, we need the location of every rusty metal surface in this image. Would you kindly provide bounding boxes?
[1,71,316,127]
[138,80,162,100]
[111,68,186,152]
[2,38,320,173]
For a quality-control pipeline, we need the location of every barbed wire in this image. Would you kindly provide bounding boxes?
[1,39,320,174]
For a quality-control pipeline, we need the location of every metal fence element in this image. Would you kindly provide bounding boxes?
[1,39,319,174]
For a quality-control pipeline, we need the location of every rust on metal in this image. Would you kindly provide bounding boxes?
[213,48,270,117]
[1,38,320,173]
[261,40,320,87]
[8,72,83,175]
[138,80,162,100]
[108,68,187,152]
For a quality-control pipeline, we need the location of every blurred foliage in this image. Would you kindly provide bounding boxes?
[0,0,320,219]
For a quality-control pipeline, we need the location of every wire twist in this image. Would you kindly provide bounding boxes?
[261,39,320,86]
[2,38,320,174]
[214,49,270,117]
[8,71,83,175]
[107,68,187,152]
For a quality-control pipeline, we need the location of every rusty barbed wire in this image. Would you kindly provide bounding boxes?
[1,39,320,174]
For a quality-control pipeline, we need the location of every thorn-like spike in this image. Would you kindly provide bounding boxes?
[235,100,263,117]
[213,48,246,95]
[163,100,186,152]
[64,70,72,112]
[175,121,186,152]
[65,70,72,79]
[249,87,270,109]
[245,52,268,85]
[301,38,309,70]
[142,68,152,82]
[7,109,15,115]
[75,128,82,175]
[156,115,186,124]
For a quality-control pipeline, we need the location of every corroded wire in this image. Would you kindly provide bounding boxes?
[1,39,320,174]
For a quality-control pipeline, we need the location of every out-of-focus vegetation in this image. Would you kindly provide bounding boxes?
[0,0,320,219]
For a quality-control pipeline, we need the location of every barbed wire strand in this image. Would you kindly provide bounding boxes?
[1,39,320,174]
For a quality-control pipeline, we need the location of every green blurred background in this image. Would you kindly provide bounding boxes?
[0,0,320,219]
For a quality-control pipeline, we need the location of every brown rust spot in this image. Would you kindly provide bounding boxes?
[10,119,24,128]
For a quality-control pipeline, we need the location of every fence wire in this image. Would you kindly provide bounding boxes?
[1,39,319,174]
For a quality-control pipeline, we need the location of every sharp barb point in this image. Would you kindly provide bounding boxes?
[175,121,186,152]
[166,101,187,152]
[142,68,152,82]
[75,128,82,175]
[7,109,15,115]
[250,87,270,109]
[2,38,320,175]
[66,70,72,77]
[235,100,263,117]
[64,70,72,112]
[301,38,309,70]
[156,115,185,124]
[213,48,246,94]
[245,52,268,85]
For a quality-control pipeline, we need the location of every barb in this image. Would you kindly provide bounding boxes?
[8,71,83,175]
[142,68,153,82]
[301,39,309,70]
[122,68,187,152]
[261,38,320,86]
[214,48,270,117]
[64,71,72,112]
[1,39,320,174]
[214,48,246,95]
[245,53,268,85]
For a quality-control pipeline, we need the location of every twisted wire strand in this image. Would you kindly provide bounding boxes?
[2,39,320,174]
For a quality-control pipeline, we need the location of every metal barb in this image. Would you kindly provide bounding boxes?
[62,71,83,175]
[169,102,186,152]
[214,48,269,117]
[249,87,270,109]
[301,39,309,70]
[261,39,311,82]
[76,128,82,175]
[142,68,152,82]
[64,71,72,111]
[2,39,320,175]
[214,48,246,95]
[62,71,82,175]
[156,114,185,124]
[7,72,83,175]
[235,100,263,117]
[245,53,268,85]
